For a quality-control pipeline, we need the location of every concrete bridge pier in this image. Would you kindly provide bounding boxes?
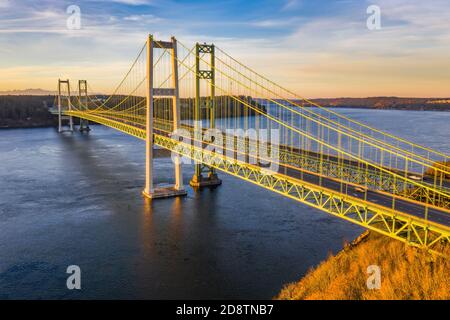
[79,119,91,133]
[190,171,222,188]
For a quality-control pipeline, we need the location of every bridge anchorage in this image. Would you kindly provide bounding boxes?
[55,33,450,255]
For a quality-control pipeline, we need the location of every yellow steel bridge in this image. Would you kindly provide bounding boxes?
[54,35,450,255]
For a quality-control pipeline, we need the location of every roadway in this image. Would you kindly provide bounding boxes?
[63,112,450,229]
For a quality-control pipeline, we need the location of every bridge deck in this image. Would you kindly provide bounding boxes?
[151,125,450,228]
[61,110,450,253]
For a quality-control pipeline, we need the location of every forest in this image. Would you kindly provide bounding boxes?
[0,95,56,128]
[1,95,449,129]
[309,97,450,111]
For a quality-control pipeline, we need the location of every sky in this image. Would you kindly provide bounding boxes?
[0,0,449,98]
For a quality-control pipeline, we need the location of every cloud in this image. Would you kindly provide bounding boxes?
[0,0,449,97]
[0,0,9,8]
[0,62,132,92]
[281,0,301,11]
[123,14,164,23]
[100,0,154,5]
[262,0,450,97]
[251,17,301,28]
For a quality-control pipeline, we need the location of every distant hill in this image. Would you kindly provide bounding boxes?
[307,97,450,111]
[0,94,266,128]
[1,94,449,129]
[0,88,57,96]
[1,92,449,110]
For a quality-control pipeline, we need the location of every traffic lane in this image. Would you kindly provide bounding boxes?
[154,128,450,227]
[282,166,450,227]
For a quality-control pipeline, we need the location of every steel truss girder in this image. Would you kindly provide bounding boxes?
[65,111,450,255]
[277,148,450,209]
[154,132,450,255]
[216,133,449,210]
[69,110,449,209]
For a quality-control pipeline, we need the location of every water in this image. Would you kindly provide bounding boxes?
[0,109,448,299]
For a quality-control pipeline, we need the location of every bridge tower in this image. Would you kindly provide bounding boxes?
[189,43,222,188]
[143,35,187,199]
[78,80,91,133]
[57,79,74,133]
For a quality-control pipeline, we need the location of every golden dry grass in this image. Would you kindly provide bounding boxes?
[276,232,450,300]
[425,160,450,180]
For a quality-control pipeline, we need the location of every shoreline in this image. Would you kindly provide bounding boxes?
[0,124,55,130]
[1,106,449,130]
[307,106,450,112]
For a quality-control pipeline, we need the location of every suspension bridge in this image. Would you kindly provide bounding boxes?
[54,34,450,255]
